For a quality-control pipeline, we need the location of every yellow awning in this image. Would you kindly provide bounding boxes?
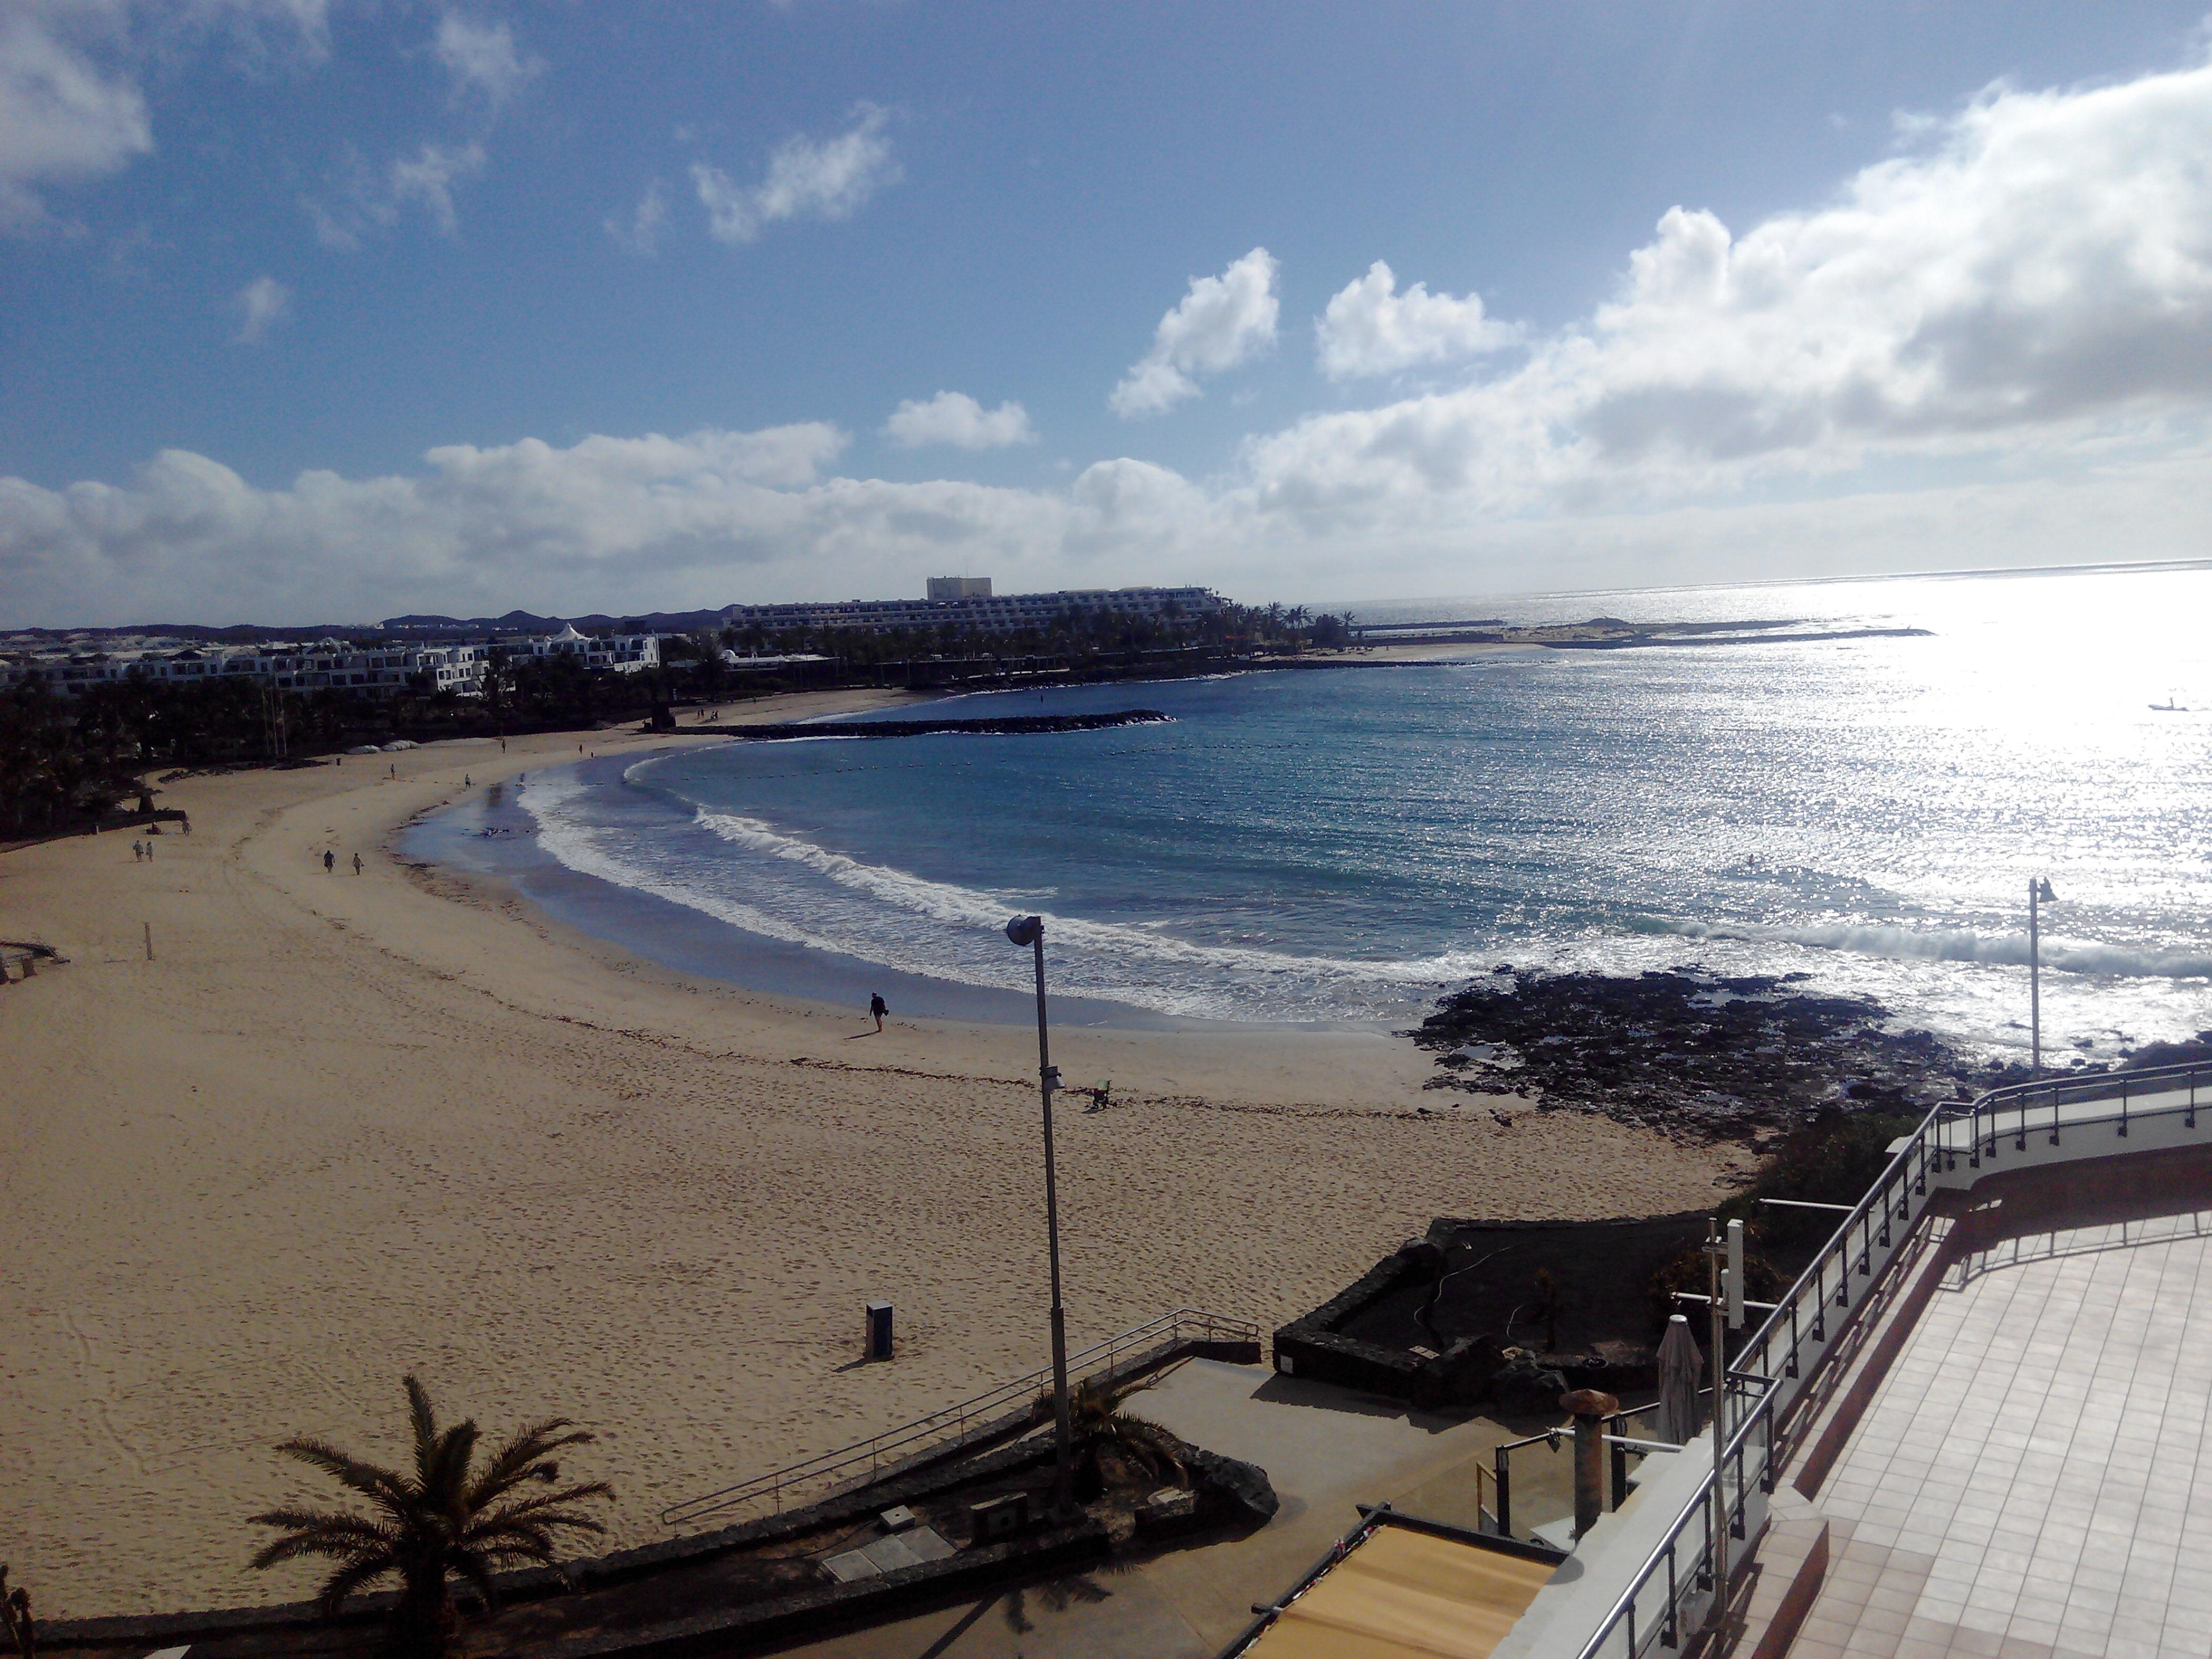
[1245,1524,1556,1659]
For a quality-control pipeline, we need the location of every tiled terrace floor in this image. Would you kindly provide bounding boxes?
[1790,1209,2212,1659]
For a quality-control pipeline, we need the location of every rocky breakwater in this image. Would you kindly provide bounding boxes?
[1410,967,2000,1145]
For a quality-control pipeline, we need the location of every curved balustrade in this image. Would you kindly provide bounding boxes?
[1569,1057,2212,1659]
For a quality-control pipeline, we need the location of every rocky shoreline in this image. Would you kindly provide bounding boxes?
[1409,967,2000,1145]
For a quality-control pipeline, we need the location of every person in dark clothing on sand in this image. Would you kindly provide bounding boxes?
[869,992,888,1032]
[352,853,363,875]
[323,849,335,872]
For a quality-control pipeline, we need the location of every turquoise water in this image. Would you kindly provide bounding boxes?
[457,564,2212,1056]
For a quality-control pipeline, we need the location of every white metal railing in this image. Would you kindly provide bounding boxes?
[1569,1058,2212,1658]
[658,1307,1257,1530]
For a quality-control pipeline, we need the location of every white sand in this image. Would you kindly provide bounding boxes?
[0,691,1749,1616]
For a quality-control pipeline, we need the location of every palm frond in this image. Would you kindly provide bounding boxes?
[312,1553,399,1619]
[463,1508,607,1562]
[461,1526,561,1569]
[248,1509,396,1556]
[469,1482,614,1533]
[250,1525,396,1574]
[405,1375,441,1480]
[274,1439,413,1518]
[464,1421,594,1509]
[424,1419,481,1506]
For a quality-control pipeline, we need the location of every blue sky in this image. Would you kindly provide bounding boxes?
[5,2,2212,624]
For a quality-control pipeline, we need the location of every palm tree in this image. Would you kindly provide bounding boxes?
[1040,1376,1188,1500]
[250,1375,612,1657]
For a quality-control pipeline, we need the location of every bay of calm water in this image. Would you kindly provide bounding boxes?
[414,563,2212,1059]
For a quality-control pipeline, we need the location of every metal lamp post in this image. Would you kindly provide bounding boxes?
[2029,877,2056,1077]
[1702,1219,1729,1630]
[1005,914,1076,1514]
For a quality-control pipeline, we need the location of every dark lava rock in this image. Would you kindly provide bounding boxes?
[1411,967,1999,1144]
[1184,1446,1279,1527]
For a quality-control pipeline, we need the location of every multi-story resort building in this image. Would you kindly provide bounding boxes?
[1,624,660,699]
[722,580,1224,636]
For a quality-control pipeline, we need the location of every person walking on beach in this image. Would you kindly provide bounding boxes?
[132,840,143,861]
[323,849,335,872]
[352,852,363,875]
[869,992,888,1032]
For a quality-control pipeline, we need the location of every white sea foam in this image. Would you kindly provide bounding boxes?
[523,769,1498,1019]
[523,772,821,950]
[693,806,1498,988]
[1660,919,2211,980]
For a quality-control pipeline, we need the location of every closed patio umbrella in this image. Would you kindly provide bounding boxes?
[1657,1313,1703,1444]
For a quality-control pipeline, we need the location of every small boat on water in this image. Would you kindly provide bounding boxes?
[2150,694,2188,711]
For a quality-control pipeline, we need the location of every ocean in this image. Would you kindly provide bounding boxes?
[409,563,2212,1059]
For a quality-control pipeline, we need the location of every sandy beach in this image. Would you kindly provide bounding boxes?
[0,689,1750,1618]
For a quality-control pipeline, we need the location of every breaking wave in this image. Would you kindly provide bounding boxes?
[1658,919,2212,980]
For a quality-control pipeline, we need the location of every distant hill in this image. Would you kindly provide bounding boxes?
[380,608,727,635]
[6,609,731,645]
[5,622,381,644]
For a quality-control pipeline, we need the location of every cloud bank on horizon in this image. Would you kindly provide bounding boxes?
[4,5,2212,624]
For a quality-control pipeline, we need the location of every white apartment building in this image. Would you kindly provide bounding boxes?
[516,624,660,672]
[1,627,657,698]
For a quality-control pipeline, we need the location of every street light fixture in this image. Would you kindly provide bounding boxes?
[1005,913,1076,1515]
[2029,878,2057,1077]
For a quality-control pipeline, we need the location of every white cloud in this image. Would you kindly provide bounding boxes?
[8,425,2208,628]
[1245,58,2212,523]
[232,274,290,344]
[1110,247,1280,417]
[883,391,1036,450]
[0,424,1124,625]
[388,140,485,236]
[432,12,542,108]
[691,105,898,245]
[1315,261,1520,379]
[604,179,666,256]
[297,12,519,249]
[311,140,487,246]
[0,2,328,232]
[0,7,151,229]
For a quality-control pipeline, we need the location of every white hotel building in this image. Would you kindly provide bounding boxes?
[722,581,1224,636]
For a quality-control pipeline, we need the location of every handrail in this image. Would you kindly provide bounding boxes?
[1592,1116,1931,1653]
[1967,1055,2212,1114]
[658,1307,1257,1529]
[1939,1059,2208,1168]
[1572,1058,2205,1659]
